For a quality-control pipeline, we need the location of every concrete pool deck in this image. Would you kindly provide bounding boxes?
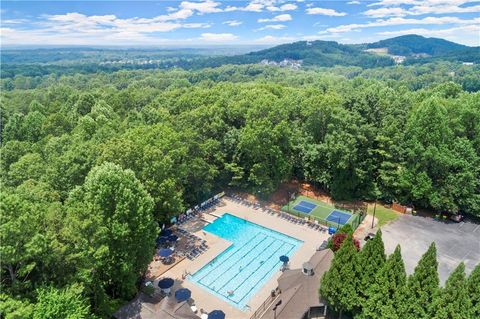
[154,197,330,319]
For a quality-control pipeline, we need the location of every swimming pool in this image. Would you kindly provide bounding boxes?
[188,213,303,310]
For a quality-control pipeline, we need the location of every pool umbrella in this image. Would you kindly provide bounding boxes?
[279,255,289,264]
[208,310,226,319]
[157,236,168,244]
[175,288,191,302]
[158,278,174,289]
[168,234,179,242]
[158,248,173,258]
[160,229,173,237]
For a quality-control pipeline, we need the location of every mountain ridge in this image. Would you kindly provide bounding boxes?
[197,34,479,68]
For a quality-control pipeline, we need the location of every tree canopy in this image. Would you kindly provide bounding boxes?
[1,60,479,318]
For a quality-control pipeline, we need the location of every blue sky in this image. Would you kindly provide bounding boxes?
[1,0,479,47]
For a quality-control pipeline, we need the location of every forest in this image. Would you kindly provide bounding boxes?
[1,60,480,318]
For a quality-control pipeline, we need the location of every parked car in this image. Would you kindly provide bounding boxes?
[364,233,376,241]
[449,214,464,223]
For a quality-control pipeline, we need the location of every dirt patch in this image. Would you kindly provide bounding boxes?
[146,256,185,281]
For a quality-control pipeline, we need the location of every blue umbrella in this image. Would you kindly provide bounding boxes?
[158,248,173,258]
[279,255,289,263]
[160,229,173,237]
[157,236,168,244]
[175,288,191,302]
[168,234,179,242]
[208,310,225,319]
[158,278,174,289]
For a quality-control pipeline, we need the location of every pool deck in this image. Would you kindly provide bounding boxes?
[154,197,330,319]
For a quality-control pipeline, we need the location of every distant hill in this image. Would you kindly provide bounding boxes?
[194,35,478,69]
[2,35,477,78]
[193,40,395,69]
[366,35,479,63]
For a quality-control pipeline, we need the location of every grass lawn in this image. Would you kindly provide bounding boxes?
[367,203,399,226]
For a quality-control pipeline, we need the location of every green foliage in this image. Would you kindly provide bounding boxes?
[1,57,479,318]
[367,35,469,57]
[354,230,386,313]
[0,294,34,319]
[320,235,359,315]
[431,263,471,319]
[401,97,480,212]
[402,243,440,319]
[0,189,49,292]
[467,264,480,317]
[360,245,406,319]
[64,162,157,313]
[33,284,92,319]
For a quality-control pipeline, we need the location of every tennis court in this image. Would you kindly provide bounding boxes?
[326,210,351,226]
[292,200,317,214]
[282,195,360,228]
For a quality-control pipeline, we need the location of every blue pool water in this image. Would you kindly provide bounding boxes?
[188,213,303,310]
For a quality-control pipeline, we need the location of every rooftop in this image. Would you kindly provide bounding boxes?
[259,249,334,319]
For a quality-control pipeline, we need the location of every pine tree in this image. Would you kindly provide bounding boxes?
[320,235,359,319]
[467,264,480,318]
[431,263,470,319]
[359,245,406,319]
[354,229,386,314]
[401,243,440,319]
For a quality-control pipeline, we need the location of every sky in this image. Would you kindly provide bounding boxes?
[1,0,479,47]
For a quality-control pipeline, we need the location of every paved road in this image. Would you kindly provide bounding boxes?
[382,214,480,284]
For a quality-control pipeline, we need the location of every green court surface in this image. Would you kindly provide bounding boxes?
[281,195,362,228]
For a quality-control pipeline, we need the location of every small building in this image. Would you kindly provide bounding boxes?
[257,249,334,319]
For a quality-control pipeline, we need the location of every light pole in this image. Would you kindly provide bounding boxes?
[273,300,282,319]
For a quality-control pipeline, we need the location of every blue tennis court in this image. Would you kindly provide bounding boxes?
[326,210,352,225]
[292,200,317,214]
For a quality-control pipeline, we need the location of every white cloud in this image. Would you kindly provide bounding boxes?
[199,32,238,41]
[347,1,361,4]
[1,18,29,24]
[253,33,330,44]
[254,35,295,44]
[377,24,480,46]
[364,7,407,17]
[368,0,473,7]
[0,11,214,45]
[258,14,292,22]
[267,3,298,11]
[364,0,480,17]
[226,3,264,12]
[258,24,286,30]
[183,23,212,29]
[179,0,222,13]
[223,20,243,26]
[306,7,347,16]
[225,1,297,13]
[326,16,480,33]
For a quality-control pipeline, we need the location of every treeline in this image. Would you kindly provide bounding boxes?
[3,62,479,94]
[320,232,480,319]
[1,65,480,317]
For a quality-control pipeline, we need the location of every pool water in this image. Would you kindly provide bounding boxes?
[188,213,303,310]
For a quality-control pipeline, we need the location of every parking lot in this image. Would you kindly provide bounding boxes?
[382,214,480,284]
